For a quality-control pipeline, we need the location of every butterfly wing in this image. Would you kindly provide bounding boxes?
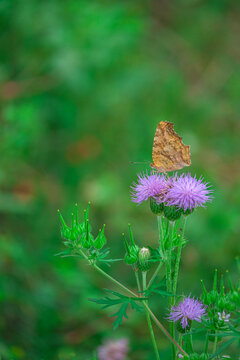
[151,121,191,172]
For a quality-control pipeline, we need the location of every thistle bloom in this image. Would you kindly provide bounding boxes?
[165,173,212,211]
[218,311,230,323]
[130,172,168,204]
[97,338,129,360]
[168,296,207,329]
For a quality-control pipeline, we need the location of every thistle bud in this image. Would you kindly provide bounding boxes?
[150,198,164,215]
[176,319,192,333]
[182,208,194,216]
[138,247,151,272]
[164,205,182,221]
[94,225,106,250]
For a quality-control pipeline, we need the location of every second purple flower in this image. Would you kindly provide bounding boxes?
[130,172,169,204]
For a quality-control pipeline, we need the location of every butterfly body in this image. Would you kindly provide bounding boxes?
[151,121,191,172]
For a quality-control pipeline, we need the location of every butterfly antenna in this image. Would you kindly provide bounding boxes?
[129,160,151,165]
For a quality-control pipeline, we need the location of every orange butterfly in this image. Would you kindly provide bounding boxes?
[151,121,191,173]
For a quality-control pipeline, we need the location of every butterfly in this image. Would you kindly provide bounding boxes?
[150,121,191,172]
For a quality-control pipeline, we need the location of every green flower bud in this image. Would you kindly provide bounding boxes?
[81,232,94,249]
[123,231,139,265]
[164,205,182,221]
[218,298,225,310]
[74,203,92,237]
[124,246,139,265]
[182,208,194,216]
[61,226,72,241]
[94,225,106,250]
[176,319,192,333]
[138,247,151,272]
[58,210,78,241]
[150,198,164,215]
[210,290,218,303]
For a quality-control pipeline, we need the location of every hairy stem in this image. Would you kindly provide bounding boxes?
[172,217,187,301]
[157,215,164,248]
[147,216,164,289]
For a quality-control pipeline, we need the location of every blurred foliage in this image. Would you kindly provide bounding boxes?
[0,0,239,359]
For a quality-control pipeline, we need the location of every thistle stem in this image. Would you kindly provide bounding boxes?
[172,217,187,301]
[142,302,189,358]
[166,220,176,360]
[78,248,189,357]
[204,332,209,354]
[157,215,164,247]
[147,216,164,289]
[79,248,137,297]
[135,270,141,293]
[143,272,160,360]
[179,334,182,347]
[212,334,218,354]
[148,262,163,289]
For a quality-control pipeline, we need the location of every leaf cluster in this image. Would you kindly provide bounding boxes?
[58,204,120,265]
[89,289,145,329]
[201,270,239,332]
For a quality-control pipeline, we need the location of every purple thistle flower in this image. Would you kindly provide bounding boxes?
[130,172,169,204]
[97,338,129,360]
[168,296,207,329]
[218,311,230,323]
[165,173,212,211]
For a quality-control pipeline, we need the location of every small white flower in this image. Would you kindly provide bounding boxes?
[218,311,230,323]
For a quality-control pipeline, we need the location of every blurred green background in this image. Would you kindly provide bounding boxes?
[0,0,239,359]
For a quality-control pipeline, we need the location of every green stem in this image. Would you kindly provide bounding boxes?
[147,216,164,289]
[79,248,137,297]
[204,332,209,354]
[179,334,182,347]
[143,272,160,360]
[166,221,175,296]
[172,217,187,302]
[148,262,163,289]
[212,334,218,354]
[183,332,193,354]
[157,215,164,246]
[135,270,141,293]
[142,302,189,358]
[78,248,189,357]
[166,220,175,360]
